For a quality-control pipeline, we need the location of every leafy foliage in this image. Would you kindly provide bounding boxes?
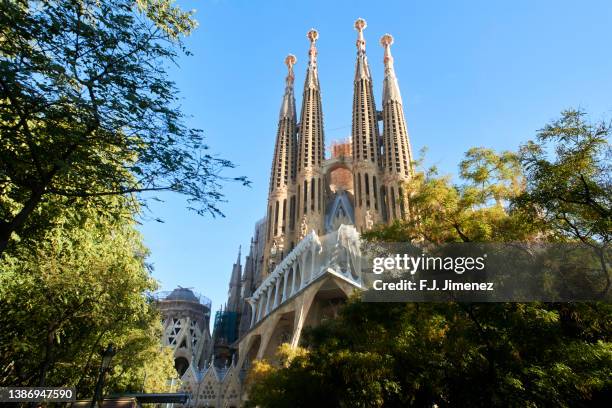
[247,110,612,407]
[515,109,611,294]
[249,301,610,407]
[368,146,533,244]
[247,344,394,408]
[0,0,248,253]
[0,195,177,396]
[516,109,611,245]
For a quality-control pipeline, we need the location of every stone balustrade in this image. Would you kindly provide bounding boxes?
[247,224,362,328]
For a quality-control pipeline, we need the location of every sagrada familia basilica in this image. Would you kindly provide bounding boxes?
[156,18,414,407]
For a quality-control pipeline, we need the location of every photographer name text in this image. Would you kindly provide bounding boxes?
[370,254,494,292]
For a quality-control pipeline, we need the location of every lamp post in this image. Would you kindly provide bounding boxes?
[90,343,116,408]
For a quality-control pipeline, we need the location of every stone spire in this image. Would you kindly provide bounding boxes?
[354,17,370,80]
[296,29,325,236]
[235,245,242,266]
[381,34,403,104]
[352,18,380,165]
[227,246,242,312]
[279,54,297,119]
[297,29,324,173]
[351,18,382,229]
[264,56,299,277]
[304,29,320,90]
[380,34,413,220]
[269,55,298,193]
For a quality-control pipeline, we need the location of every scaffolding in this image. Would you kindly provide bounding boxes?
[213,310,238,345]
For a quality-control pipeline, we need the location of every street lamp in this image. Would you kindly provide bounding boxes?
[91,343,116,408]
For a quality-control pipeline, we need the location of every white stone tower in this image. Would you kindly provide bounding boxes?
[351,18,384,230]
[295,29,325,240]
[264,55,298,277]
[172,21,419,407]
[380,34,414,220]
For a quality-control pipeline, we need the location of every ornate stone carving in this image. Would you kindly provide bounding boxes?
[270,240,277,255]
[299,215,308,240]
[365,209,374,230]
[329,224,362,280]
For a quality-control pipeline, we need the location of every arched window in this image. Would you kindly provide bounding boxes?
[365,173,370,208]
[357,173,362,207]
[296,189,301,219]
[380,185,388,222]
[267,205,272,241]
[318,178,322,212]
[310,177,315,211]
[174,357,189,377]
[399,186,406,218]
[390,187,396,219]
[373,176,378,210]
[282,199,287,233]
[289,195,296,230]
[274,201,279,235]
[303,180,308,214]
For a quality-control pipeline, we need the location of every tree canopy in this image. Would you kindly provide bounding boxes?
[0,0,248,253]
[246,109,612,407]
[0,0,228,397]
[0,193,177,395]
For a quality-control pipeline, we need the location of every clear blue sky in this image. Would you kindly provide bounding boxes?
[138,0,612,322]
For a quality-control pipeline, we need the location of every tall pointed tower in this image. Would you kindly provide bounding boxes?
[226,246,242,313]
[380,34,413,221]
[264,55,298,275]
[351,18,383,230]
[295,29,325,239]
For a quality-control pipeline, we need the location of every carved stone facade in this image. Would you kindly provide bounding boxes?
[173,19,414,407]
[260,19,413,282]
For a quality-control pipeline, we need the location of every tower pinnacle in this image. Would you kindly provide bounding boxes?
[381,34,394,71]
[279,54,297,119]
[296,27,325,235]
[227,246,243,312]
[354,18,366,52]
[380,34,402,104]
[304,29,320,90]
[380,33,413,221]
[351,18,381,226]
[266,55,298,258]
[307,29,318,65]
[285,54,296,85]
[354,18,370,81]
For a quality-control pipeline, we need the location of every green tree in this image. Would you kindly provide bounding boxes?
[248,300,610,407]
[0,194,177,396]
[371,146,533,244]
[0,0,248,253]
[247,110,612,407]
[515,109,611,293]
